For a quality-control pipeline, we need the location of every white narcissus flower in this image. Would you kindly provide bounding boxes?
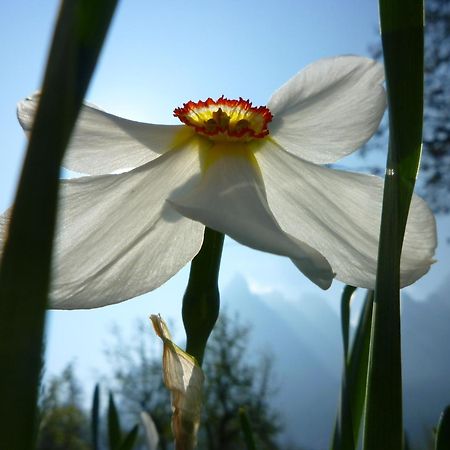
[1,56,436,309]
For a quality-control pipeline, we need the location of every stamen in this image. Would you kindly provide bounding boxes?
[212,108,230,129]
[235,119,250,133]
[204,118,218,133]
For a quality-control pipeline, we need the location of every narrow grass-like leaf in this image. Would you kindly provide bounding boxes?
[330,286,357,450]
[436,406,450,450]
[239,407,258,450]
[341,286,356,361]
[347,291,373,443]
[332,372,355,450]
[92,384,100,450]
[118,425,139,450]
[333,291,374,450]
[108,392,122,450]
[183,227,224,366]
[363,2,424,449]
[0,2,117,449]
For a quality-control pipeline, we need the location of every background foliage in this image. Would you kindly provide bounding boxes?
[38,313,282,450]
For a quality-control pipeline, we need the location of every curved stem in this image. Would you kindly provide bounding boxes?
[182,227,224,366]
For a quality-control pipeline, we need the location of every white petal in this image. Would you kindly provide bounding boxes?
[49,145,204,309]
[169,144,334,289]
[151,315,204,450]
[267,56,386,164]
[17,93,191,174]
[256,143,437,288]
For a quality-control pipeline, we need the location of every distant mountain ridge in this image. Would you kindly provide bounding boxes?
[222,275,341,450]
[402,275,450,447]
[221,273,450,449]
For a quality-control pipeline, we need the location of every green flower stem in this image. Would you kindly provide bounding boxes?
[182,227,224,366]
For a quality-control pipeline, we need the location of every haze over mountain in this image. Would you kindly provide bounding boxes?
[402,276,450,447]
[222,275,341,449]
[220,273,450,449]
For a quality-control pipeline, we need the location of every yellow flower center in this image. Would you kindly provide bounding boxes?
[173,96,273,142]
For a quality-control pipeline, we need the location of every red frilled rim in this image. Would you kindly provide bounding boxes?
[173,96,273,140]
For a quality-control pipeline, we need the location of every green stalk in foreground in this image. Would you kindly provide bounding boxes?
[347,291,374,444]
[182,227,225,366]
[363,2,424,449]
[0,1,117,449]
[331,286,357,450]
[436,406,450,450]
[331,289,374,450]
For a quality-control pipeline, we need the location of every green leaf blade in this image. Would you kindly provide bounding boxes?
[118,425,139,450]
[92,384,100,450]
[341,285,357,362]
[363,2,424,449]
[0,2,117,449]
[330,286,373,450]
[108,392,122,450]
[348,291,373,443]
[436,406,450,450]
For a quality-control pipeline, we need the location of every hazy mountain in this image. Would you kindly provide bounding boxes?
[261,290,342,376]
[220,273,450,449]
[402,275,450,448]
[222,275,342,450]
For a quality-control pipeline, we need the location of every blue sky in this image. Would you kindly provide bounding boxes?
[1,1,448,387]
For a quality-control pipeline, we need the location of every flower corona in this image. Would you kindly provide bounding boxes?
[173,96,273,142]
